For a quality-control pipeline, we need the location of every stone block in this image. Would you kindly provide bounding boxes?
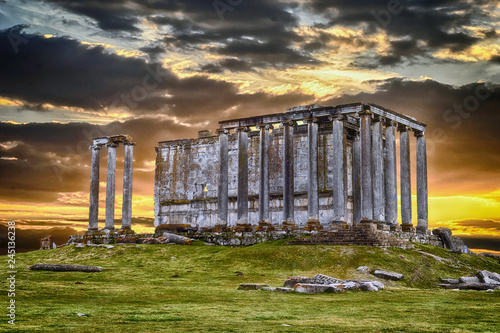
[359,282,378,292]
[459,276,480,284]
[373,270,404,281]
[40,235,54,250]
[356,266,369,272]
[237,283,270,290]
[477,270,500,284]
[116,237,136,244]
[293,283,344,294]
[310,274,344,285]
[283,276,312,288]
[341,282,361,291]
[275,287,292,293]
[440,278,459,284]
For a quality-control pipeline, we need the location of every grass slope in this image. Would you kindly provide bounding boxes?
[1,241,500,332]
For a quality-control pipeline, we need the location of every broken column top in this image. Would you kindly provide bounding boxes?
[92,135,135,148]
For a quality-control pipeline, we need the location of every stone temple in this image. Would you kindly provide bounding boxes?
[153,103,428,234]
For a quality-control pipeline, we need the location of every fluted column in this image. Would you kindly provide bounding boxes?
[352,132,361,224]
[237,127,250,224]
[359,109,373,222]
[371,116,385,224]
[416,131,428,233]
[258,124,272,223]
[307,118,319,221]
[331,115,346,223]
[282,120,295,222]
[217,129,229,225]
[88,145,101,230]
[121,144,134,230]
[104,144,118,230]
[399,125,412,228]
[384,120,398,226]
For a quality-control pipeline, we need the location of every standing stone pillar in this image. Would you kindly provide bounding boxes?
[121,144,134,230]
[384,120,398,227]
[258,124,272,223]
[359,109,373,223]
[371,116,385,226]
[282,120,295,223]
[331,115,346,224]
[416,131,428,233]
[352,132,361,224]
[217,129,229,225]
[307,118,319,222]
[237,127,250,224]
[104,144,118,230]
[88,145,101,231]
[399,125,412,230]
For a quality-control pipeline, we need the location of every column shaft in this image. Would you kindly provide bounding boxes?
[237,128,249,224]
[307,119,319,221]
[258,125,271,222]
[217,130,229,225]
[416,132,428,233]
[353,133,361,224]
[360,110,373,222]
[104,145,117,230]
[121,144,133,229]
[332,116,346,222]
[371,118,385,222]
[282,121,294,222]
[384,121,398,225]
[88,146,101,230]
[400,127,412,226]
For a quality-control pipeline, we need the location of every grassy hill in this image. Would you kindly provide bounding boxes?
[2,240,500,332]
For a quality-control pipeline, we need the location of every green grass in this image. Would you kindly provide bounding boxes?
[1,241,500,332]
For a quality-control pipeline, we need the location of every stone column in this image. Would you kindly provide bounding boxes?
[237,127,250,224]
[359,109,373,223]
[282,120,295,222]
[217,129,229,225]
[352,132,361,224]
[416,131,428,233]
[121,144,134,230]
[88,145,101,231]
[384,120,398,226]
[399,125,412,229]
[371,116,385,225]
[258,124,272,223]
[307,118,319,222]
[331,115,346,223]
[104,144,118,230]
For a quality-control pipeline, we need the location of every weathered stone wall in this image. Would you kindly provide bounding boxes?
[154,125,353,228]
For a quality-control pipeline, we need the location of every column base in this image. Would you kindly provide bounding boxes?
[416,226,428,234]
[376,221,390,231]
[329,221,348,230]
[401,223,414,233]
[233,223,253,232]
[359,218,374,224]
[280,221,298,231]
[212,224,230,233]
[256,221,275,232]
[389,224,401,232]
[305,220,323,231]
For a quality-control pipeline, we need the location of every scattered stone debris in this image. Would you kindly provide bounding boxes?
[29,264,103,272]
[479,252,500,260]
[76,313,87,317]
[235,271,244,276]
[398,255,407,260]
[373,270,404,281]
[116,237,136,244]
[237,283,270,290]
[75,243,85,248]
[75,281,84,285]
[239,273,386,295]
[171,274,180,278]
[356,266,369,272]
[439,270,500,290]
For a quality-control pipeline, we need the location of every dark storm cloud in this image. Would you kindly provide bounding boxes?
[322,78,500,193]
[307,0,495,66]
[200,58,253,74]
[459,235,500,252]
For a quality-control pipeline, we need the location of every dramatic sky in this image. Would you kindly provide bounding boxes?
[0,0,499,253]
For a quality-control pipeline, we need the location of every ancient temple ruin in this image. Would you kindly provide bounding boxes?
[154,103,428,233]
[87,135,135,231]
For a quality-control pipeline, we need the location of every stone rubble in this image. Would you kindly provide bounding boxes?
[373,270,404,281]
[439,270,500,290]
[239,273,386,295]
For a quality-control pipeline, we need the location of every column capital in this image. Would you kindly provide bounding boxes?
[216,128,230,135]
[107,143,120,148]
[256,123,273,130]
[384,119,396,127]
[89,144,103,151]
[414,130,425,138]
[305,117,319,123]
[398,124,410,132]
[328,114,344,122]
[236,126,251,133]
[358,109,372,117]
[281,119,297,127]
[372,114,383,123]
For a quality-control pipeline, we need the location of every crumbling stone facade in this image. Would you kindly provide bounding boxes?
[154,103,429,233]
